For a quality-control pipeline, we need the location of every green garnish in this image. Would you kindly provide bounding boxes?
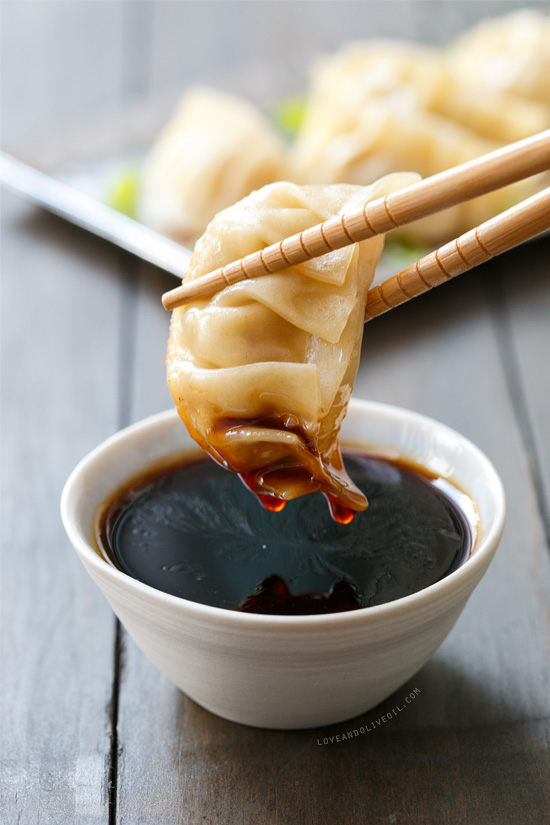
[106,166,140,219]
[272,96,307,141]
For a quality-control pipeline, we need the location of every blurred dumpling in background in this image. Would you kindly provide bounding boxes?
[167,173,419,518]
[295,41,547,146]
[289,41,498,184]
[449,9,550,105]
[290,40,548,245]
[140,87,289,243]
[138,11,549,250]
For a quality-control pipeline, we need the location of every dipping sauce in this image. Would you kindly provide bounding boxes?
[95,450,475,615]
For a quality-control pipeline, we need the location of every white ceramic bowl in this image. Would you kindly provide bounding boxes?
[61,401,505,729]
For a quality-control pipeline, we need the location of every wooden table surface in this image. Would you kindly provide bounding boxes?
[2,2,549,823]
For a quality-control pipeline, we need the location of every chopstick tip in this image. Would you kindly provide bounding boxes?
[162,287,183,311]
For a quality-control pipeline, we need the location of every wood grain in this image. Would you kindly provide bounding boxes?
[0,196,120,824]
[1,3,134,823]
[495,239,550,536]
[0,1,128,147]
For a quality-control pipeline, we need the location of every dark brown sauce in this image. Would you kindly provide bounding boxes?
[95,449,474,615]
[238,575,363,615]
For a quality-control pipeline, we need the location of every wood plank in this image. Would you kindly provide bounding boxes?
[0,196,123,824]
[0,1,127,148]
[114,246,550,822]
[495,238,550,536]
[1,4,145,818]
[129,263,175,424]
[1,4,152,822]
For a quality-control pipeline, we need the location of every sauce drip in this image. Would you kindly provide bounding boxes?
[325,494,356,524]
[203,414,367,518]
[257,495,286,513]
[240,473,287,512]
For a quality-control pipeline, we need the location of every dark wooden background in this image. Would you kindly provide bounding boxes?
[1,2,549,823]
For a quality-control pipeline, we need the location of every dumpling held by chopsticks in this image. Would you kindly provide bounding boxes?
[167,174,418,520]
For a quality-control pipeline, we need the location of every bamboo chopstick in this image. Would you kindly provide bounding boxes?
[364,186,550,321]
[162,130,550,311]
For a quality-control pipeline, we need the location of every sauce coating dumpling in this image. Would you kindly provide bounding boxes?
[140,87,288,243]
[167,175,418,516]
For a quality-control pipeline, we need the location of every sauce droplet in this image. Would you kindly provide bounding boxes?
[258,494,286,513]
[326,494,356,524]
[239,473,286,512]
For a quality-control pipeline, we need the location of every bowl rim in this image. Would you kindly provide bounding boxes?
[60,400,506,629]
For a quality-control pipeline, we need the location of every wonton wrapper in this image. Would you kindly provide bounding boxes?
[167,174,418,512]
[140,87,288,243]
